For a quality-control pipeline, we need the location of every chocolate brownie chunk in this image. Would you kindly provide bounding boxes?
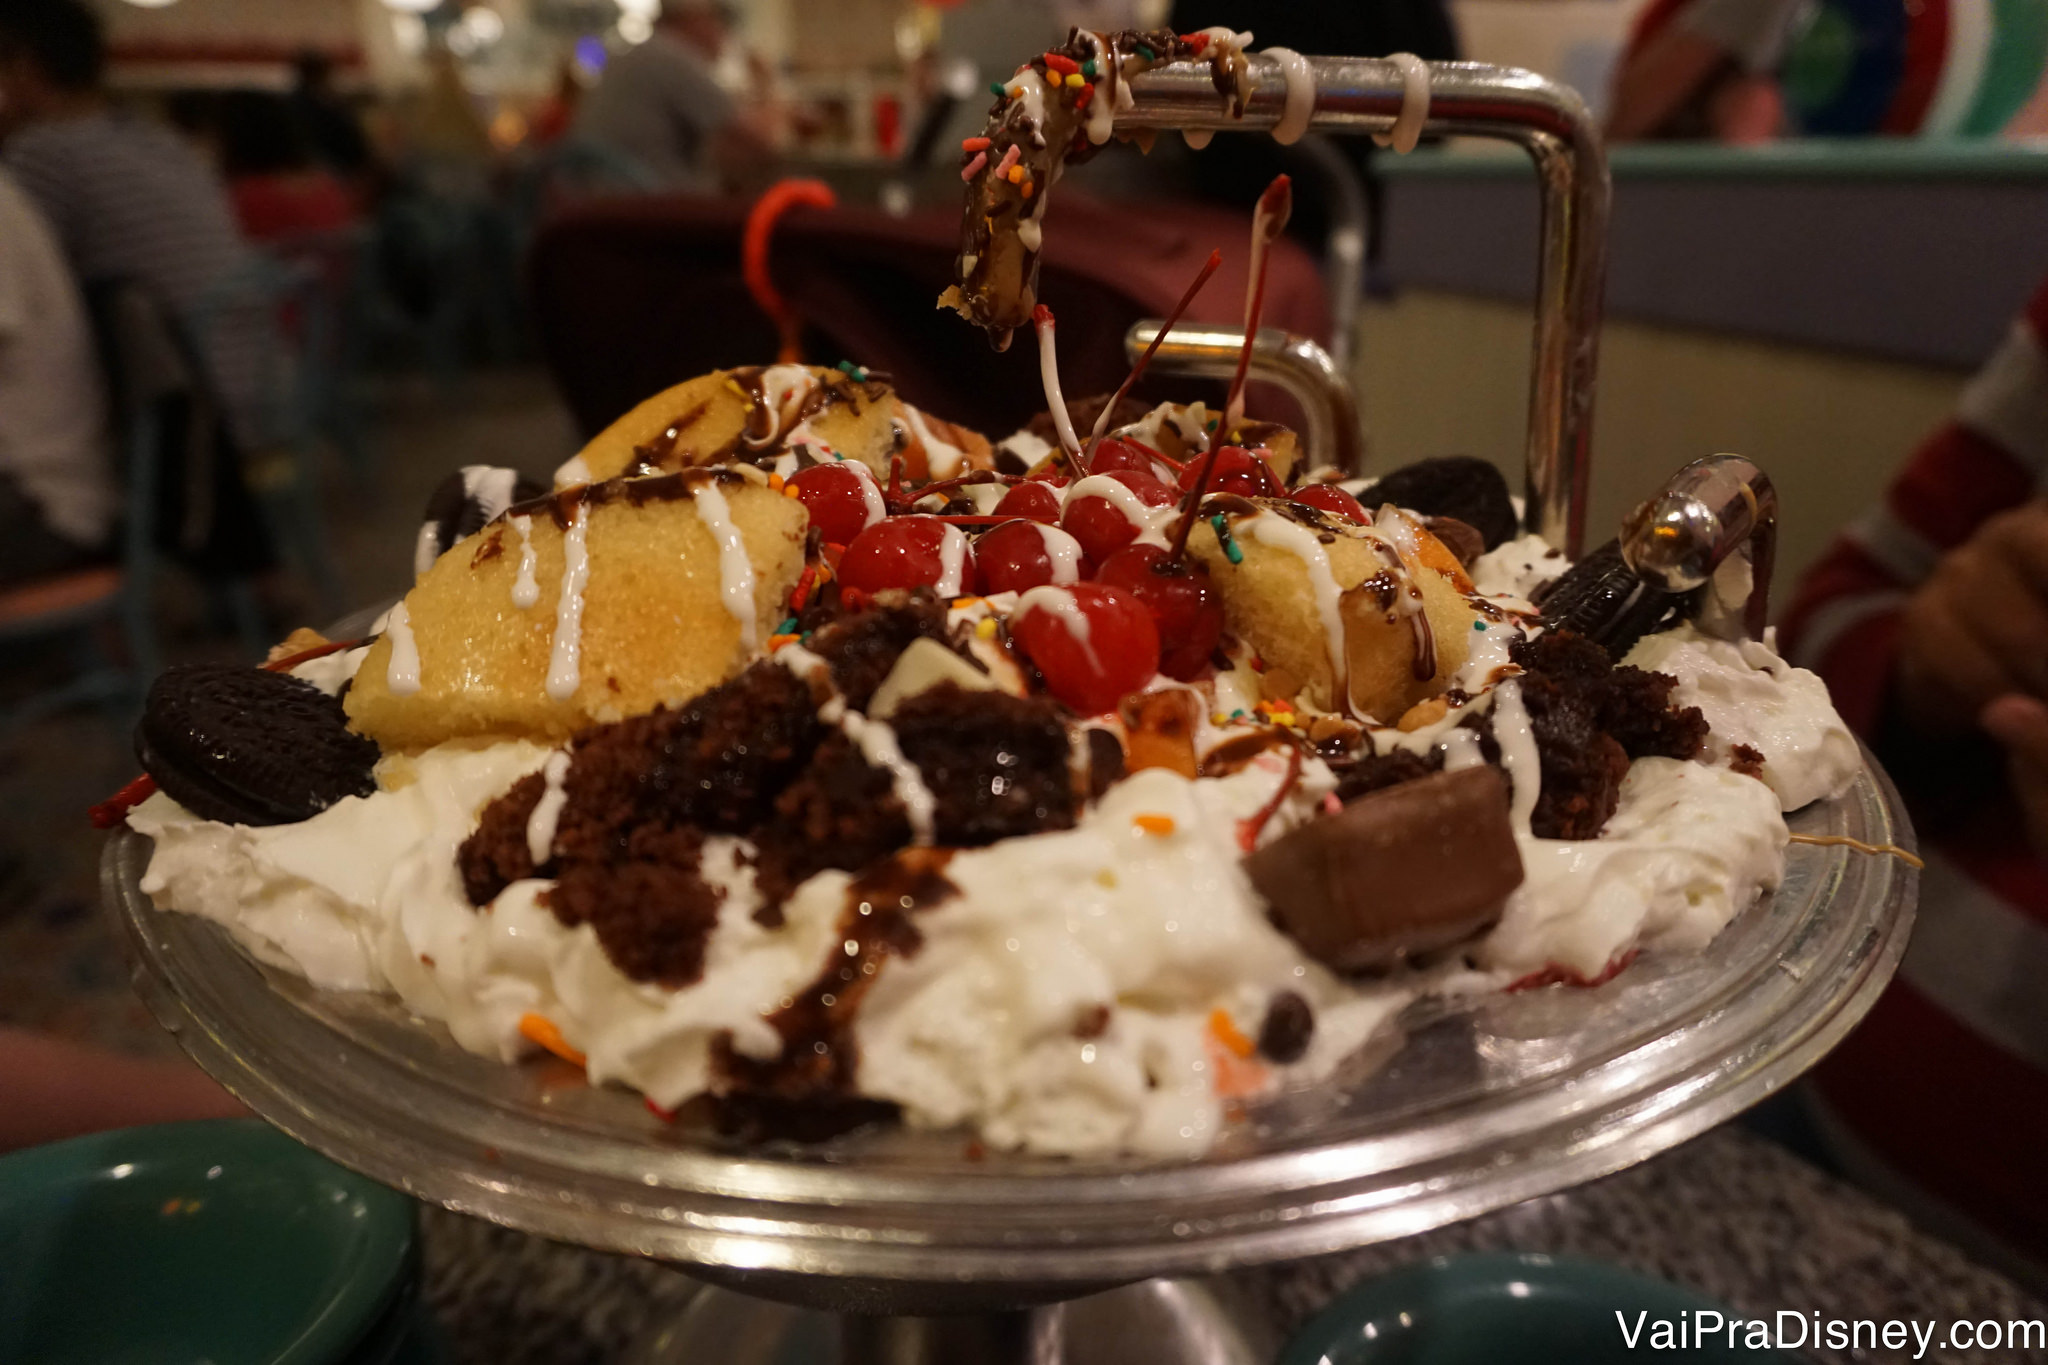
[753,733,914,908]
[1730,744,1767,780]
[137,665,379,826]
[1334,746,1444,804]
[892,683,1077,845]
[459,771,546,905]
[807,593,949,711]
[1601,665,1708,762]
[1365,456,1518,550]
[551,660,824,851]
[547,825,722,988]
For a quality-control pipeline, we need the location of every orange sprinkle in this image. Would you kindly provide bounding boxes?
[767,633,801,651]
[518,1013,586,1067]
[1020,179,1035,198]
[768,473,785,492]
[1133,813,1176,837]
[1006,163,1024,184]
[960,135,991,151]
[1208,1007,1256,1059]
[781,481,802,499]
[1204,1031,1269,1099]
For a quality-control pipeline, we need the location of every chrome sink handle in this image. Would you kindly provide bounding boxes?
[1621,453,1778,640]
[1113,56,1610,554]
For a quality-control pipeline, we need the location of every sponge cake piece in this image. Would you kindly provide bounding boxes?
[348,469,807,750]
[1189,499,1480,720]
[561,365,904,487]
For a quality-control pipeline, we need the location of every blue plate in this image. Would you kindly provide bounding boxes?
[0,1119,418,1365]
[1280,1252,1800,1364]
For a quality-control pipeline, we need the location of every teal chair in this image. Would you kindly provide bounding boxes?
[0,287,164,734]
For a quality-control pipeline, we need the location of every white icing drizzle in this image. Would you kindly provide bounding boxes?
[545,503,592,702]
[466,465,519,514]
[553,453,592,489]
[384,600,421,696]
[901,404,969,480]
[1453,616,1524,694]
[1374,52,1431,154]
[837,710,937,845]
[1439,723,1487,772]
[1014,585,1100,668]
[1066,473,1176,549]
[744,365,821,449]
[1490,677,1541,832]
[510,515,539,608]
[1241,510,1348,701]
[935,522,970,598]
[689,479,759,651]
[1032,523,1084,583]
[1083,32,1118,146]
[525,750,572,865]
[1263,47,1315,144]
[1035,314,1082,457]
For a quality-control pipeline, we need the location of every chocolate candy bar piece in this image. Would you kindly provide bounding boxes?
[1245,765,1522,972]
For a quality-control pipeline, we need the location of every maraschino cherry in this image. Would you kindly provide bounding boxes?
[1291,484,1371,526]
[1177,446,1282,501]
[1009,583,1160,715]
[992,479,1063,525]
[975,518,1085,594]
[1095,543,1225,680]
[1087,437,1171,481]
[1060,469,1176,565]
[838,515,974,596]
[787,462,885,545]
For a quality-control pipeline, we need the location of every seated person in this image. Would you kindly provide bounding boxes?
[213,89,360,244]
[573,0,775,191]
[1783,278,2048,1279]
[0,166,112,588]
[1607,0,1802,142]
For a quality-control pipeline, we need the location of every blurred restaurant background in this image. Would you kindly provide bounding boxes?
[3,0,2048,1333]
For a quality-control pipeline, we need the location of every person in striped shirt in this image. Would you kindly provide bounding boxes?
[0,0,265,453]
[1783,277,2048,1285]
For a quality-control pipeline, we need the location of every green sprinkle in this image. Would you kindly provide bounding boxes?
[777,616,799,635]
[1231,708,1247,720]
[1472,620,1487,631]
[990,81,1008,98]
[1211,514,1243,564]
[1206,418,1218,431]
[1136,44,1155,60]
[1081,58,1098,77]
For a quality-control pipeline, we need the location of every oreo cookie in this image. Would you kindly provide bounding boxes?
[1364,456,1518,551]
[137,666,380,826]
[416,466,547,576]
[1535,538,1691,655]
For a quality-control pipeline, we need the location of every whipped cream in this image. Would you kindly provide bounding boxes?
[1625,624,1860,811]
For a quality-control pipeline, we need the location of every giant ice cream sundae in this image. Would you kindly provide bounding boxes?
[110,30,1868,1159]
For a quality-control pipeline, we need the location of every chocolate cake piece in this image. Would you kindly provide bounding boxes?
[1246,766,1522,972]
[547,825,722,988]
[1507,630,1707,838]
[807,593,950,712]
[459,771,546,904]
[1333,746,1444,804]
[137,665,379,826]
[753,733,915,908]
[892,683,1077,845]
[551,659,824,851]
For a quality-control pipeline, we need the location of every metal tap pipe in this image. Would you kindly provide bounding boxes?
[1121,322,1362,475]
[1114,56,1610,554]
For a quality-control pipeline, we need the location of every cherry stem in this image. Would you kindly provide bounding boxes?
[1081,249,1223,470]
[1224,175,1293,433]
[1167,443,1225,566]
[884,469,1022,515]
